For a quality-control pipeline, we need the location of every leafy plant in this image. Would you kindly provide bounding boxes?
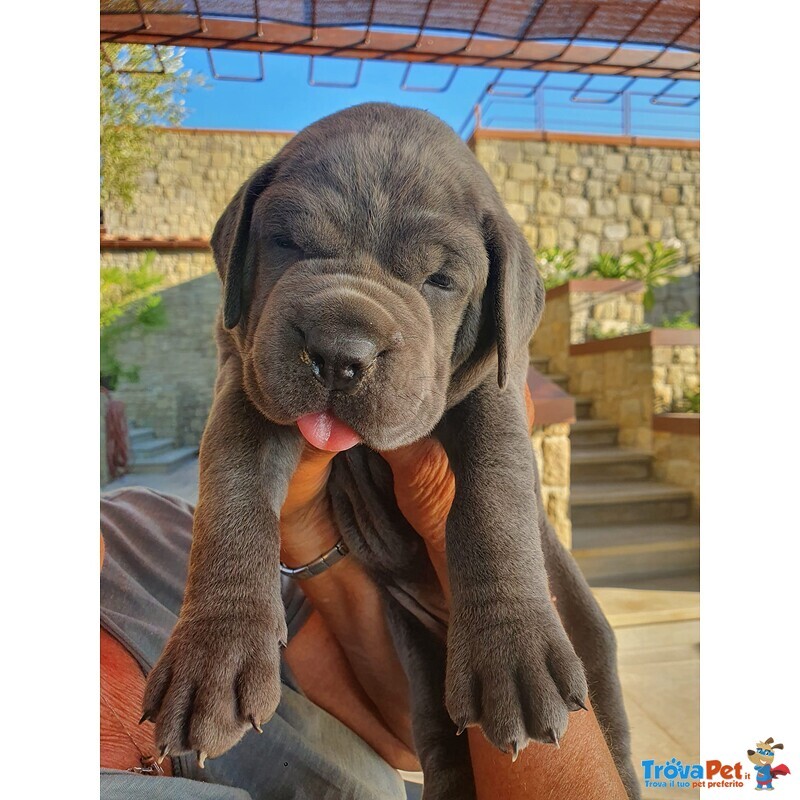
[660,310,699,329]
[627,241,682,311]
[586,252,634,279]
[101,43,200,207]
[535,246,583,289]
[100,252,167,389]
[680,390,700,413]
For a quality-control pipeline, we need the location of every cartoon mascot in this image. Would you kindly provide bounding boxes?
[747,738,791,791]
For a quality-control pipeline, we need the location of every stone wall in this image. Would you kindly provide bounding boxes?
[530,289,572,376]
[103,128,700,295]
[571,345,654,450]
[471,131,700,275]
[531,422,571,548]
[652,416,700,514]
[101,129,294,293]
[574,286,647,343]
[112,273,220,446]
[103,129,294,241]
[569,331,700,451]
[653,343,700,414]
[531,280,647,375]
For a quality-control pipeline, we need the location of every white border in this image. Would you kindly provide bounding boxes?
[702,1,800,796]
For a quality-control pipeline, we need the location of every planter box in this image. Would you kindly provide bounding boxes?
[568,329,699,451]
[530,279,645,376]
[528,366,576,549]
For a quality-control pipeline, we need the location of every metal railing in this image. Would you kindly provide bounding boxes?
[460,74,699,140]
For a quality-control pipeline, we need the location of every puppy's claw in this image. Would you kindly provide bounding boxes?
[511,741,520,763]
[138,712,152,725]
[279,638,288,649]
[456,723,466,737]
[250,715,263,734]
[567,694,588,712]
[197,751,207,769]
[157,746,169,765]
[548,729,560,749]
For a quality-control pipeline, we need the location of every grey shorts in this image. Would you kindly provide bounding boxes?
[100,487,407,800]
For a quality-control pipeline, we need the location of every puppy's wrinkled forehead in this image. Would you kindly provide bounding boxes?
[253,112,483,276]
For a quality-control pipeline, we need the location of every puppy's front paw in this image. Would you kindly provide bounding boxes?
[141,608,287,762]
[445,601,587,757]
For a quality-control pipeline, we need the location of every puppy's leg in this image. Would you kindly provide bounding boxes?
[384,597,475,800]
[436,374,588,757]
[537,482,641,799]
[142,366,303,761]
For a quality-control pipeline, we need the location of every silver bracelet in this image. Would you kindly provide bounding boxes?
[280,539,350,580]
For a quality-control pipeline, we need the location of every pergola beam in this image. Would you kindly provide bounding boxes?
[100,13,699,80]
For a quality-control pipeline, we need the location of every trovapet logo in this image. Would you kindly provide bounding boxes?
[640,737,791,791]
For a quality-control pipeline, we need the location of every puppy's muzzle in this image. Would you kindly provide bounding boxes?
[291,284,403,396]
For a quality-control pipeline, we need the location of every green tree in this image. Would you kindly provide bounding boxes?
[100,43,197,207]
[100,252,167,389]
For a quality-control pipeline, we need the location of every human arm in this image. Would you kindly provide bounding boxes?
[282,385,628,799]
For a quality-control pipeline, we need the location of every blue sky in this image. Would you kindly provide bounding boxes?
[177,47,699,140]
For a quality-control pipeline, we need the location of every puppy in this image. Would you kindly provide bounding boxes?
[143,103,638,799]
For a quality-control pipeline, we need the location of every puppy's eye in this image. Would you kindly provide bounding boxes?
[274,234,298,250]
[425,272,453,291]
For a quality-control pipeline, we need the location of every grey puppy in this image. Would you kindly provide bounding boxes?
[142,103,639,799]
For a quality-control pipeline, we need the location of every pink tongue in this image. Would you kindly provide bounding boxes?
[297,411,362,452]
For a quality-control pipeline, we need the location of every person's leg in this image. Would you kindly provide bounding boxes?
[185,683,406,800]
[101,487,405,800]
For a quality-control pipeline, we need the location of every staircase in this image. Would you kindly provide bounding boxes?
[127,425,199,474]
[531,356,699,591]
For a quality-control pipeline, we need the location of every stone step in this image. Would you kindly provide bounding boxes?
[529,355,549,372]
[575,396,593,420]
[570,481,692,526]
[571,446,652,482]
[128,426,156,443]
[573,522,699,584]
[131,436,178,458]
[548,373,569,390]
[130,446,199,474]
[573,520,699,551]
[570,419,619,447]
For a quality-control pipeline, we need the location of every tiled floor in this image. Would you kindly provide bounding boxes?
[104,462,700,798]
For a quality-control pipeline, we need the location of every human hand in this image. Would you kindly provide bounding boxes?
[278,385,534,773]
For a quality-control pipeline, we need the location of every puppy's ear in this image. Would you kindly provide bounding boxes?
[483,210,544,388]
[211,161,276,329]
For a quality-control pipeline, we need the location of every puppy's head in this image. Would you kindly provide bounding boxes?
[211,103,543,450]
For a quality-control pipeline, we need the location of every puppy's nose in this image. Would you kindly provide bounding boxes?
[303,330,378,393]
